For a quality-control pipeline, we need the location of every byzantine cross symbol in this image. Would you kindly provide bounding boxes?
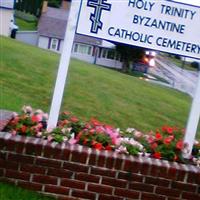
[87,0,112,33]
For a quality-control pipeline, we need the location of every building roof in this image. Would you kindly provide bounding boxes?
[74,34,102,46]
[38,7,69,39]
[38,6,102,46]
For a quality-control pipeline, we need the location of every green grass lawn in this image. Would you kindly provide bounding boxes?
[1,36,199,138]
[0,183,54,200]
[15,18,37,31]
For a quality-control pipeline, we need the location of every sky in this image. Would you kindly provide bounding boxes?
[175,0,200,6]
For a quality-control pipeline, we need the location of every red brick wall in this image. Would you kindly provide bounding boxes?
[0,132,199,200]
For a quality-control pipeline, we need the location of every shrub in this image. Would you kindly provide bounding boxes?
[5,106,47,137]
[4,106,200,167]
[15,10,37,22]
[191,61,200,70]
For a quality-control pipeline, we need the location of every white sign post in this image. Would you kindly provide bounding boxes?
[47,0,81,129]
[48,0,200,156]
[183,74,200,158]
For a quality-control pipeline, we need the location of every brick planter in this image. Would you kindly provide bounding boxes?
[0,132,199,200]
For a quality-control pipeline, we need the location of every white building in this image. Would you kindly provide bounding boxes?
[37,0,123,69]
[0,0,15,36]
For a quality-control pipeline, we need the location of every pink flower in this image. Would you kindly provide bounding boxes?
[35,123,43,130]
[31,115,40,123]
[96,126,105,133]
[70,116,79,123]
[36,132,42,137]
[134,131,143,138]
[146,135,155,144]
[12,112,18,117]
[89,129,95,134]
[112,137,121,146]
[43,113,49,120]
[11,130,17,136]
[47,135,53,142]
[68,138,78,145]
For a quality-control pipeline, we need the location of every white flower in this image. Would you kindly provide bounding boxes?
[35,109,43,114]
[12,112,18,117]
[22,105,32,114]
[61,128,67,134]
[193,157,200,167]
[67,128,72,133]
[194,140,199,145]
[126,128,135,133]
[63,136,68,142]
[36,132,42,137]
[116,145,128,154]
[116,128,121,133]
[47,127,53,133]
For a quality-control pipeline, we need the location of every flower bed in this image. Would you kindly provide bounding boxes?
[4,106,200,167]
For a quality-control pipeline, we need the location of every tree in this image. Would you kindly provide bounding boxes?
[48,0,62,8]
[14,0,63,16]
[15,0,43,16]
[191,61,200,70]
[115,43,145,72]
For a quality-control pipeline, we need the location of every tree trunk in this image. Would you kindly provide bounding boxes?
[122,60,130,72]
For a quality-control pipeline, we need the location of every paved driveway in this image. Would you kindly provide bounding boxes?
[149,56,199,97]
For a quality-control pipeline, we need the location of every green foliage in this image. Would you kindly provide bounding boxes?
[15,10,37,22]
[191,61,200,70]
[116,44,145,72]
[15,0,44,17]
[124,143,141,156]
[48,0,62,8]
[5,106,47,137]
[144,126,185,162]
[43,127,71,143]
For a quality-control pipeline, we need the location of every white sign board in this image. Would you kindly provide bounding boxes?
[0,0,14,9]
[76,0,200,59]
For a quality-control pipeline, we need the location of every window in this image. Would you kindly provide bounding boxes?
[73,43,92,55]
[107,49,115,60]
[74,44,78,52]
[102,49,107,58]
[101,49,116,60]
[116,52,121,61]
[50,38,58,50]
